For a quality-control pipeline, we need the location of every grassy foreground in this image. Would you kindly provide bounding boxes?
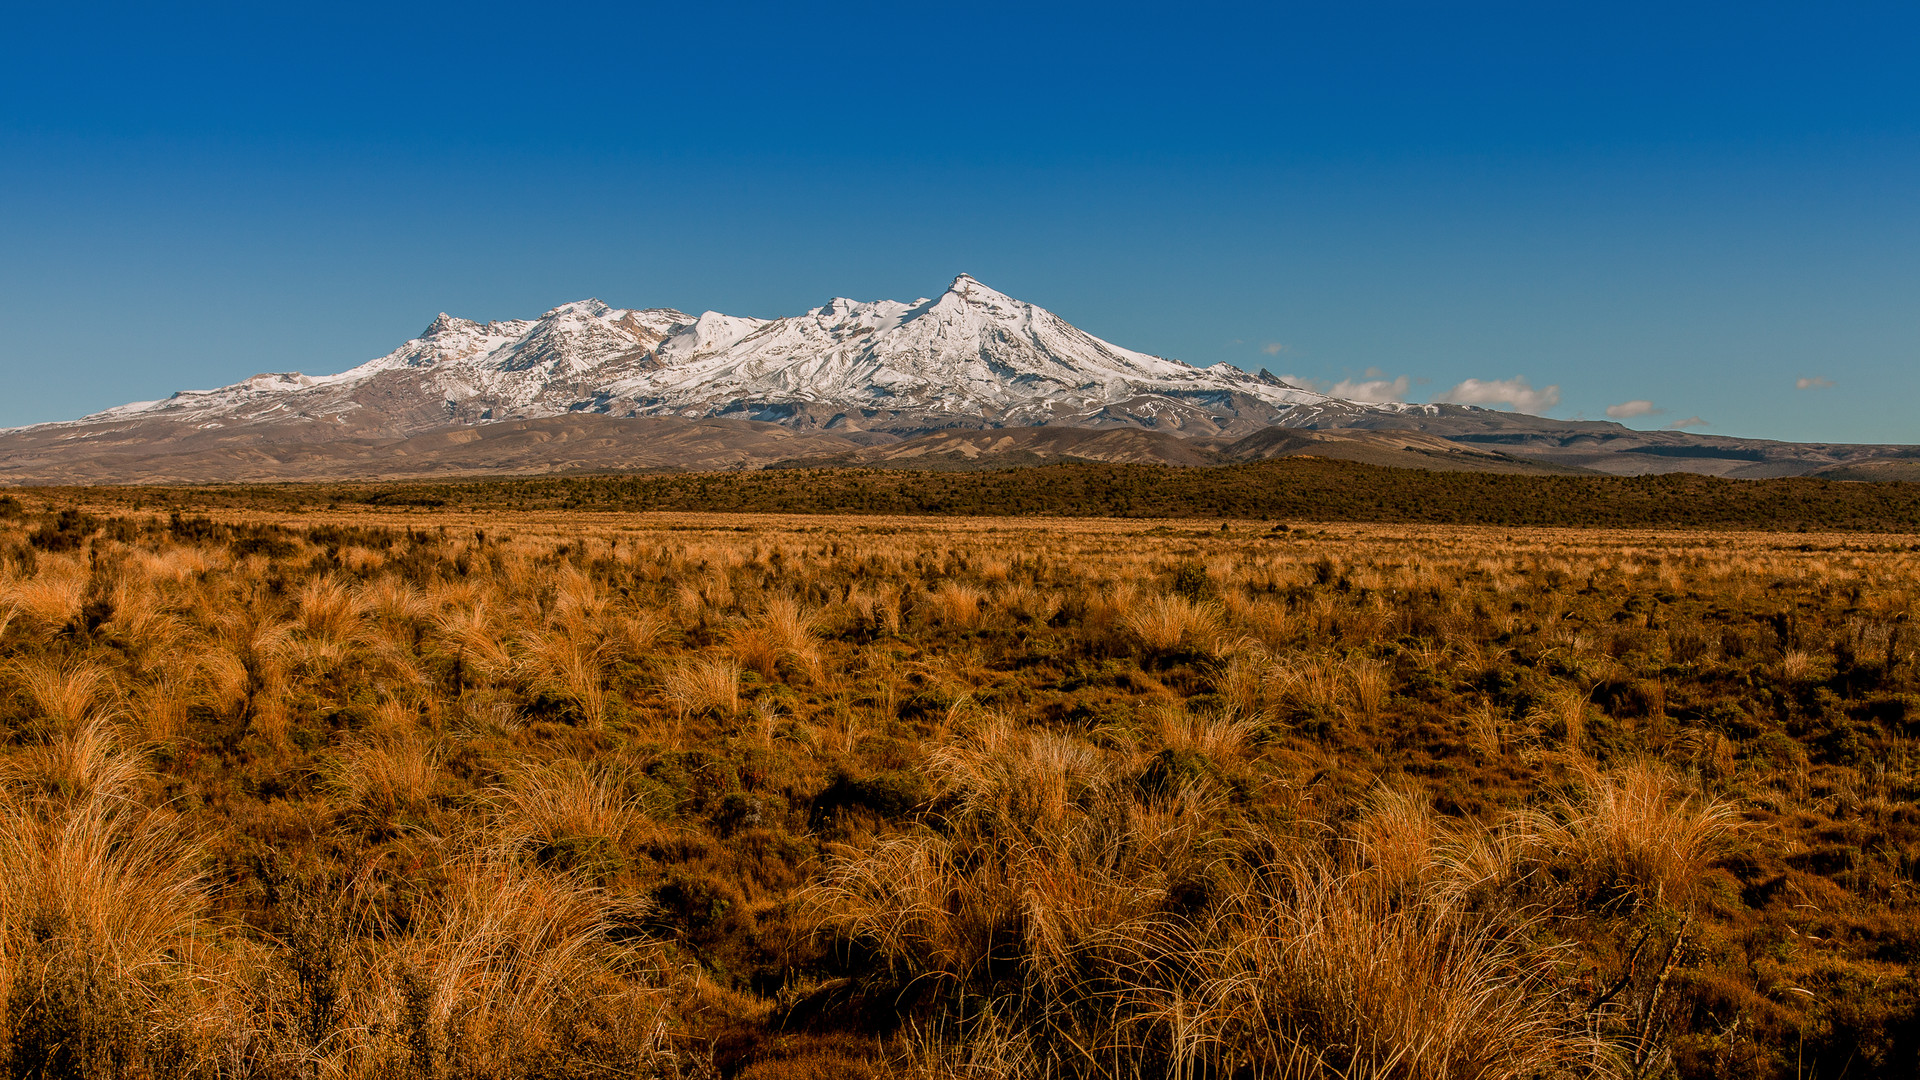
[1,496,1918,1077]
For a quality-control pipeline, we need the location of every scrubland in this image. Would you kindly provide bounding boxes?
[1,495,1917,1078]
[59,459,1920,531]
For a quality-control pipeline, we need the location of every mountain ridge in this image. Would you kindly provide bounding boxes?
[57,274,1415,441]
[4,275,1915,483]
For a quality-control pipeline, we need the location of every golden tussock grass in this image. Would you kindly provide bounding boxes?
[385,855,638,1071]
[1152,703,1261,764]
[9,655,119,736]
[127,669,193,745]
[2,499,1910,1078]
[0,719,148,807]
[992,582,1061,625]
[925,580,988,629]
[1536,758,1740,909]
[2,559,88,633]
[1123,593,1224,655]
[1170,856,1591,1080]
[727,595,821,682]
[325,730,443,827]
[0,744,209,1077]
[489,757,650,865]
[517,628,610,729]
[662,654,742,719]
[435,600,516,682]
[1344,656,1391,722]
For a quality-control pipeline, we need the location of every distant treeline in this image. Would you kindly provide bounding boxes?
[27,458,1920,531]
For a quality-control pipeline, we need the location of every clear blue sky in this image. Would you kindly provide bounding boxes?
[3,2,1915,442]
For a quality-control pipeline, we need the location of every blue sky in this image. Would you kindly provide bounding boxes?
[2,1,1915,442]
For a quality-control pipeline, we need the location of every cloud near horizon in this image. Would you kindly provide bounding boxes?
[1327,375,1413,403]
[1796,376,1835,390]
[1280,372,1415,403]
[1432,376,1560,415]
[1606,399,1662,419]
[1261,342,1286,356]
[1665,416,1710,429]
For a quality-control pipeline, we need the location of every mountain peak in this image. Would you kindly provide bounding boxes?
[539,299,612,319]
[53,275,1372,441]
[942,273,1014,304]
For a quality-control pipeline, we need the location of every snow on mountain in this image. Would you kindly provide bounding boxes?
[17,274,1918,484]
[591,275,1348,430]
[62,275,1428,439]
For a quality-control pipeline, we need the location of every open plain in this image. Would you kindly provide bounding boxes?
[2,488,1918,1078]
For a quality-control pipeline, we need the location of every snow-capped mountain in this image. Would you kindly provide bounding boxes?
[70,275,1426,440]
[9,273,1912,484]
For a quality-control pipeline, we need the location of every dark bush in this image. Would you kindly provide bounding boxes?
[810,769,927,828]
[168,513,224,543]
[28,509,98,552]
[1170,561,1214,602]
[229,524,298,558]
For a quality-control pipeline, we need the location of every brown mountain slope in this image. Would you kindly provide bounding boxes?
[1807,458,1920,482]
[1214,427,1595,473]
[0,415,864,484]
[772,425,1589,473]
[4,407,1908,484]
[773,426,1223,468]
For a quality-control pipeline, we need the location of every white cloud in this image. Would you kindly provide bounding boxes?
[1279,372,1418,402]
[1326,376,1412,403]
[1261,342,1287,356]
[1665,416,1710,429]
[1605,399,1662,419]
[1796,376,1835,390]
[1432,376,1561,415]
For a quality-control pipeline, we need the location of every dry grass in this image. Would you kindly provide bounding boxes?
[517,628,610,729]
[1171,856,1590,1080]
[1537,758,1740,908]
[1153,703,1261,763]
[2,502,1907,1077]
[490,758,649,868]
[1267,654,1346,719]
[0,749,209,1077]
[1778,648,1821,682]
[2,558,87,632]
[357,575,432,629]
[1537,685,1589,752]
[1123,593,1223,655]
[9,655,119,736]
[925,581,987,629]
[662,654,742,719]
[0,797,206,983]
[435,600,516,682]
[727,595,820,682]
[1467,701,1513,760]
[929,712,1110,833]
[611,607,671,661]
[387,855,636,1073]
[1350,783,1448,890]
[296,574,363,646]
[127,670,193,745]
[817,726,1590,1080]
[105,588,190,666]
[325,730,443,826]
[1344,656,1391,722]
[992,583,1061,626]
[1,719,148,806]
